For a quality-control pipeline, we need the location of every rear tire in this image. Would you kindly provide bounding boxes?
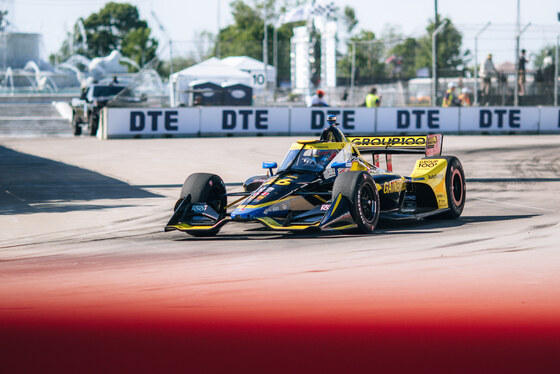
[72,112,82,136]
[89,114,99,136]
[177,173,227,236]
[332,171,380,234]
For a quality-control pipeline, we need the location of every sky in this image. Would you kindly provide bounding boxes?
[2,0,560,67]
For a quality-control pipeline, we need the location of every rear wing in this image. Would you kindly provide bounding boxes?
[347,134,443,157]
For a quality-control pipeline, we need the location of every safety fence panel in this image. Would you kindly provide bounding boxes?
[290,108,375,135]
[376,107,460,134]
[459,107,540,133]
[199,107,290,136]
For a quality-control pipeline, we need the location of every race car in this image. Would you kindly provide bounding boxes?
[165,116,466,236]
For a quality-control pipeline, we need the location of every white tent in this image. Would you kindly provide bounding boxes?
[169,57,252,106]
[221,56,276,90]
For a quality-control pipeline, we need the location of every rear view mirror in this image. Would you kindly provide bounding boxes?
[262,162,278,176]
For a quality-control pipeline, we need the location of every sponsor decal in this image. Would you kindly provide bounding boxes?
[479,109,521,128]
[222,110,269,130]
[130,110,179,131]
[351,136,427,147]
[397,109,440,129]
[320,204,331,211]
[418,160,439,169]
[192,204,208,212]
[383,179,403,194]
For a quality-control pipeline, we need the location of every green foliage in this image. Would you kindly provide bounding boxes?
[342,6,358,33]
[337,30,386,83]
[51,2,158,70]
[216,0,297,83]
[122,27,158,70]
[414,17,470,73]
[533,45,555,70]
[390,38,420,78]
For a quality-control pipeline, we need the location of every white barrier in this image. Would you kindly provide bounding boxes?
[460,107,539,133]
[199,107,289,135]
[101,107,200,138]
[539,107,560,133]
[377,107,459,134]
[290,108,374,134]
[101,106,560,139]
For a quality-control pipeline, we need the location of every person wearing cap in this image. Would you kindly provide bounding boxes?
[479,53,497,99]
[442,82,460,107]
[458,87,472,106]
[310,89,329,107]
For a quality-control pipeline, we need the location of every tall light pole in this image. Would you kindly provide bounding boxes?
[514,22,531,106]
[432,19,447,106]
[151,11,174,75]
[474,22,491,106]
[216,0,221,58]
[555,33,560,106]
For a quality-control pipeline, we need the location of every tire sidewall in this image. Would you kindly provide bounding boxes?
[445,157,466,217]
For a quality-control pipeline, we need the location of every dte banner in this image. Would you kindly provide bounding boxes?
[102,108,200,138]
[290,108,374,134]
[200,107,289,135]
[376,108,459,133]
[460,107,539,132]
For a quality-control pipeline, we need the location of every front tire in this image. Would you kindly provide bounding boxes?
[424,156,466,218]
[332,171,380,234]
[176,173,227,236]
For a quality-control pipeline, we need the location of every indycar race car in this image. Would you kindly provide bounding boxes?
[165,116,466,236]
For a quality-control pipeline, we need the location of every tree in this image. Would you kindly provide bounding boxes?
[337,30,387,84]
[390,38,420,79]
[51,2,158,70]
[215,0,297,84]
[414,17,470,76]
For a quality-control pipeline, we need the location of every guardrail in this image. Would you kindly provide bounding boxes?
[99,106,560,139]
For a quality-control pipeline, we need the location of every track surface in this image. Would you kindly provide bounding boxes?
[1,135,560,373]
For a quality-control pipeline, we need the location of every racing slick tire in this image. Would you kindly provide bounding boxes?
[89,114,99,136]
[72,112,82,136]
[425,156,466,219]
[176,173,227,237]
[333,171,380,234]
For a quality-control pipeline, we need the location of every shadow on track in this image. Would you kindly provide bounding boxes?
[0,146,161,215]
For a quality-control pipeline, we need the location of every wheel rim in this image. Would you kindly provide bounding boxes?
[359,183,376,222]
[451,168,464,207]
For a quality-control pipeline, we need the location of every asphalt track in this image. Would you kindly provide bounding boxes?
[1,135,560,373]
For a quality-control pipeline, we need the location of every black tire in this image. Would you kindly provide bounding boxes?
[177,173,227,236]
[332,171,380,234]
[424,156,466,219]
[89,114,99,136]
[72,112,82,136]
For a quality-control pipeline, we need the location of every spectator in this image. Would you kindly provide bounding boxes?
[442,82,460,107]
[459,87,472,106]
[479,53,497,98]
[518,49,528,95]
[365,87,381,107]
[310,89,328,107]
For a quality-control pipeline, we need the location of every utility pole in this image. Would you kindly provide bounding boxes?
[151,11,174,75]
[432,20,447,107]
[474,22,491,106]
[216,0,221,58]
[433,0,439,106]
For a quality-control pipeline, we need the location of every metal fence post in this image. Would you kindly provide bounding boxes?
[431,20,447,107]
[474,22,490,106]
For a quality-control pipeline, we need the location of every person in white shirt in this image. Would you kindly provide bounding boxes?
[479,53,497,98]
